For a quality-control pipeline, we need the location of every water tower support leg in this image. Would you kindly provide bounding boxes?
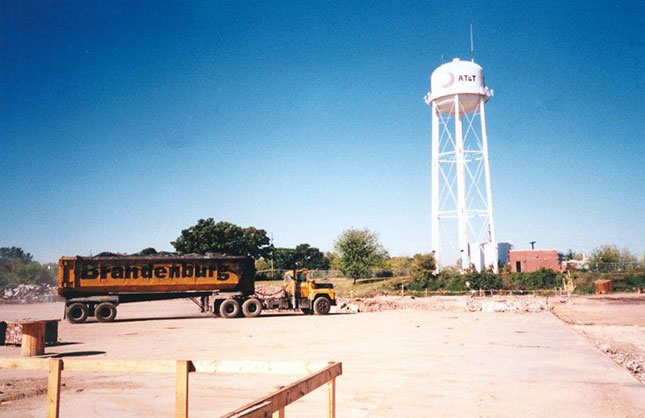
[479,98,498,273]
[431,102,441,271]
[454,95,469,272]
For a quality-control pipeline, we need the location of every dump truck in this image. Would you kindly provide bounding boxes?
[58,254,336,323]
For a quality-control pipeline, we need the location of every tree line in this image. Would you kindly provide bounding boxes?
[0,247,57,286]
[3,217,644,288]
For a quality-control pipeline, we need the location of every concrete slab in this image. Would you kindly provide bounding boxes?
[0,301,643,417]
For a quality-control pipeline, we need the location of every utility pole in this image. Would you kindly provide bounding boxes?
[270,233,275,279]
[530,241,536,250]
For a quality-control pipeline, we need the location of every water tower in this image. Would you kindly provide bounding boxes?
[424,58,497,273]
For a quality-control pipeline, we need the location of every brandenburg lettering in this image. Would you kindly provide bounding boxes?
[79,263,226,280]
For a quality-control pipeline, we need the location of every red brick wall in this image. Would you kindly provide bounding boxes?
[509,250,560,273]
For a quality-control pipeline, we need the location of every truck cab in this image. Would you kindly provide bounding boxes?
[283,269,336,315]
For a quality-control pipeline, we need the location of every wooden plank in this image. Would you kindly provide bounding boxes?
[192,360,328,375]
[61,359,176,373]
[46,359,62,418]
[221,362,342,418]
[328,377,336,418]
[175,360,190,418]
[0,358,327,375]
[0,357,50,370]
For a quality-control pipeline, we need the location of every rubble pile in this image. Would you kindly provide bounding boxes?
[598,343,644,381]
[0,284,58,304]
[337,295,547,314]
[467,296,546,313]
[338,297,403,313]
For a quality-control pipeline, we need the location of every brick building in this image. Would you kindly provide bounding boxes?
[508,250,559,273]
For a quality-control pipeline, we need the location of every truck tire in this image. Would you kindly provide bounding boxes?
[242,298,262,318]
[219,299,240,318]
[95,302,117,322]
[67,303,89,324]
[313,297,331,315]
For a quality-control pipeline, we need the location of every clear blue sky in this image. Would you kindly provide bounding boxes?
[1,1,643,263]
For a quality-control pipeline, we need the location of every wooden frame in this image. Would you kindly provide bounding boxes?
[0,358,341,418]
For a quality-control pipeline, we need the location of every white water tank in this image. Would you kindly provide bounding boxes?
[428,58,492,114]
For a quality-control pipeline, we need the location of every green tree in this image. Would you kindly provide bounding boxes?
[590,245,637,268]
[0,247,33,262]
[590,245,620,264]
[386,256,413,276]
[409,253,437,289]
[171,218,272,260]
[326,252,341,271]
[619,249,637,263]
[140,247,158,255]
[0,247,56,286]
[334,229,388,283]
[272,244,330,270]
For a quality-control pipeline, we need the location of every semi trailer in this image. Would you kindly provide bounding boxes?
[58,254,336,323]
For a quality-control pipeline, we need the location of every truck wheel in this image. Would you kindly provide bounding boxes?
[95,302,117,322]
[219,299,240,318]
[67,303,88,324]
[313,297,331,315]
[242,298,263,318]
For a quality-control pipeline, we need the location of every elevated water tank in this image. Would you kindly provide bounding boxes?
[428,58,492,115]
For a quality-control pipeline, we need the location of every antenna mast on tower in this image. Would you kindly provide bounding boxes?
[469,24,474,60]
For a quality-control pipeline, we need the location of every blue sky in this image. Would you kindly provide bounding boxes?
[1,1,643,263]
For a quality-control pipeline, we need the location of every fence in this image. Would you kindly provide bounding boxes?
[0,358,342,418]
[588,262,644,273]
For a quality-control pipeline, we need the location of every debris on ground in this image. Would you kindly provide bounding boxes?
[0,284,58,304]
[336,295,546,314]
[597,342,644,381]
[468,296,546,313]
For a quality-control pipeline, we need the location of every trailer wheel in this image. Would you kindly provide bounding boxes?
[242,298,262,318]
[313,297,331,315]
[67,303,88,324]
[219,299,240,318]
[95,302,117,322]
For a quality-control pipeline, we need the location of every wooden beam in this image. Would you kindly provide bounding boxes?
[46,359,62,418]
[0,357,342,418]
[221,362,342,418]
[191,360,328,375]
[328,377,336,418]
[65,359,176,373]
[0,357,50,370]
[0,358,328,375]
[175,360,190,418]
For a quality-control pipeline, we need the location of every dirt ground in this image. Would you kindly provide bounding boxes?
[552,293,645,382]
[1,295,644,417]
